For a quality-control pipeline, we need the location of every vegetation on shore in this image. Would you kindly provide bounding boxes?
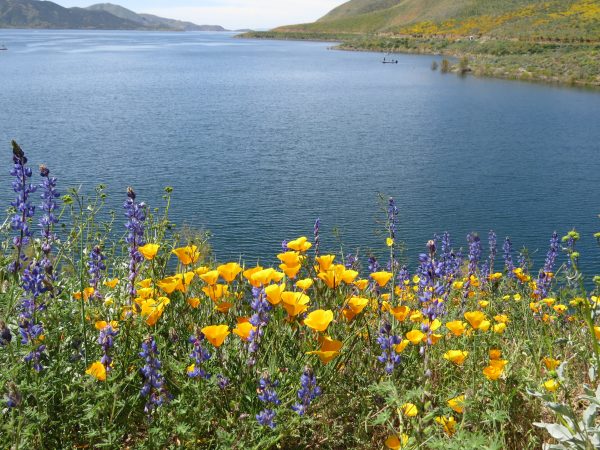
[241,0,600,87]
[2,141,600,448]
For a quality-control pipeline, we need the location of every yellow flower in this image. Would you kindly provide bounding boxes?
[389,305,410,322]
[448,395,465,414]
[493,323,506,334]
[242,265,263,286]
[478,300,489,308]
[217,262,242,283]
[263,283,284,305]
[286,236,312,252]
[138,243,159,260]
[385,434,408,450]
[85,361,106,382]
[435,416,457,436]
[277,251,302,267]
[343,296,369,321]
[304,309,334,332]
[296,278,313,291]
[370,271,393,287]
[194,266,210,277]
[200,270,220,286]
[452,280,464,289]
[543,357,560,371]
[202,284,229,302]
[395,340,409,353]
[543,379,559,392]
[214,301,233,313]
[201,325,230,348]
[443,350,468,366]
[446,320,467,336]
[406,330,425,345]
[279,263,302,279]
[594,326,600,340]
[464,311,486,329]
[306,335,342,364]
[187,297,201,308]
[401,403,418,417]
[317,265,344,289]
[103,278,119,288]
[342,269,358,284]
[315,254,335,272]
[386,237,394,247]
[233,321,256,341]
[494,314,509,323]
[141,297,170,326]
[73,287,95,301]
[489,272,503,282]
[354,279,369,290]
[172,245,199,265]
[483,359,507,381]
[281,291,310,317]
[250,268,276,286]
[157,276,181,294]
[553,304,567,314]
[94,320,118,330]
[409,310,423,322]
[513,293,522,301]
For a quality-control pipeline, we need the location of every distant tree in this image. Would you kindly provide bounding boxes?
[431,60,439,71]
[459,56,470,74]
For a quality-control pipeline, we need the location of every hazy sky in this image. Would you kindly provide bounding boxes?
[56,0,347,30]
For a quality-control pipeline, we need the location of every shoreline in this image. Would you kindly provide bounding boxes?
[240,31,600,90]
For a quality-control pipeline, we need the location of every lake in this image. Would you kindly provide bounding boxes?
[0,30,599,275]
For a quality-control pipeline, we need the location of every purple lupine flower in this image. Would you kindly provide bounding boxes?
[9,141,36,273]
[124,187,146,304]
[292,367,322,416]
[38,164,59,277]
[0,320,12,346]
[368,255,380,273]
[377,321,402,374]
[256,373,280,428]
[562,230,580,271]
[98,323,118,370]
[216,374,230,390]
[256,409,277,429]
[139,336,171,416]
[535,232,559,298]
[417,241,446,335]
[314,218,321,257]
[397,265,410,286]
[188,330,211,379]
[281,240,288,252]
[503,237,515,278]
[480,262,490,284]
[345,252,358,270]
[4,382,21,409]
[88,245,106,300]
[518,252,527,271]
[462,233,481,307]
[18,260,46,371]
[387,197,398,240]
[247,286,272,366]
[488,231,497,273]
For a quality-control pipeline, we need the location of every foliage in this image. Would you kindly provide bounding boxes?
[1,143,600,448]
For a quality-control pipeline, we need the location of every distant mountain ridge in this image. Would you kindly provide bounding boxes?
[0,0,229,31]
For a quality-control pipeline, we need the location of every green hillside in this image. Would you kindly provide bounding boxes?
[242,0,600,87]
[277,0,600,41]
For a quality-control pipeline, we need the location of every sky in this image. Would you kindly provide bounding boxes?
[56,0,347,30]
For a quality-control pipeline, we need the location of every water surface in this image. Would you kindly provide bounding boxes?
[0,30,599,274]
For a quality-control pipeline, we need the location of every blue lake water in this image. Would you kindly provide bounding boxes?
[0,30,599,276]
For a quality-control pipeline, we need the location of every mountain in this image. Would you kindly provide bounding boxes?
[274,0,600,41]
[0,0,141,29]
[0,0,228,31]
[86,3,227,31]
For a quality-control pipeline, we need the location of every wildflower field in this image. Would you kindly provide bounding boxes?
[1,140,600,449]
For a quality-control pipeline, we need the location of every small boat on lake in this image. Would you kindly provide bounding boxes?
[382,53,398,64]
[0,45,7,51]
